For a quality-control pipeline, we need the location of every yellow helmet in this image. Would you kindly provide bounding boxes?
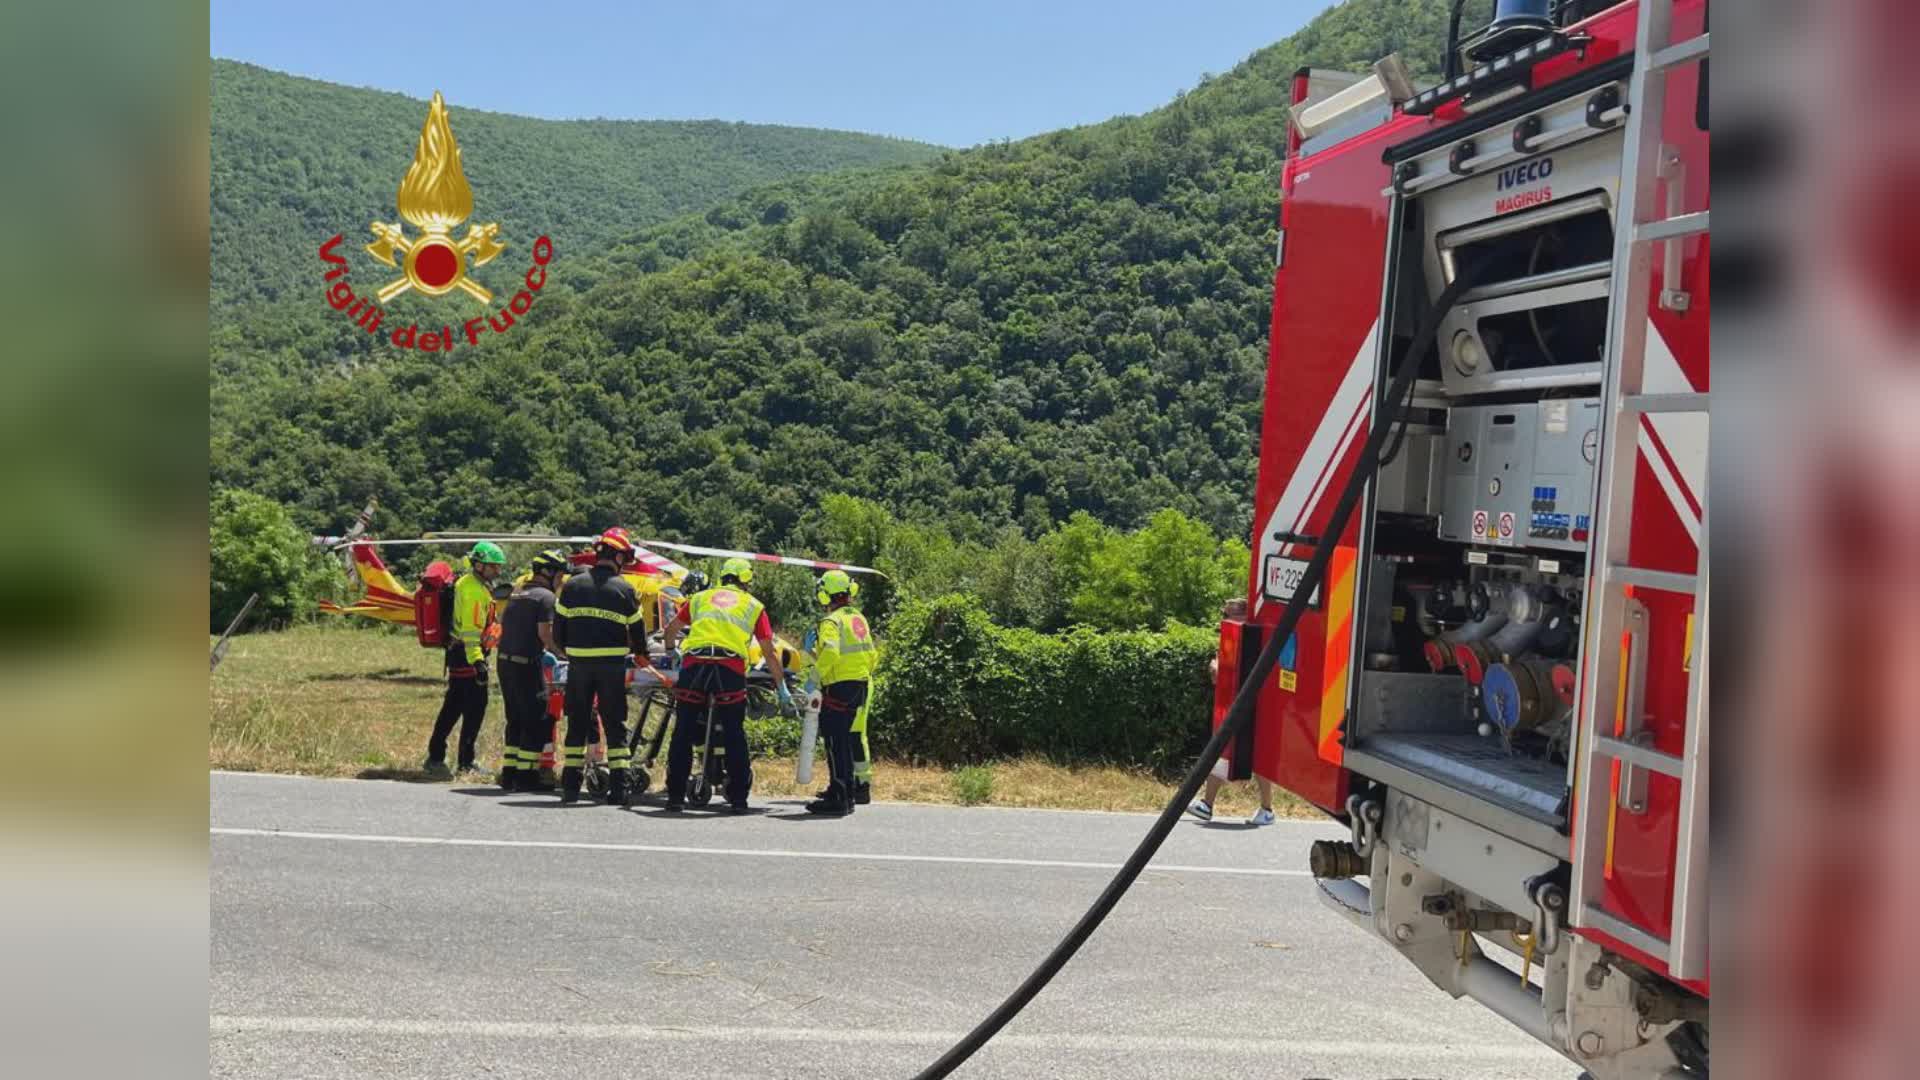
[720,556,753,585]
[816,569,858,605]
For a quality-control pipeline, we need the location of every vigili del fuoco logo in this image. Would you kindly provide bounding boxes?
[317,91,552,352]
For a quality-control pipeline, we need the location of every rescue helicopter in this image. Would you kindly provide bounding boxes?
[310,503,885,802]
[314,519,885,640]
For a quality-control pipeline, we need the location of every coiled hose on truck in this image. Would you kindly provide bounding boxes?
[909,262,1486,1079]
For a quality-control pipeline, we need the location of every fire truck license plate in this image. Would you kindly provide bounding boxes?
[1262,555,1322,607]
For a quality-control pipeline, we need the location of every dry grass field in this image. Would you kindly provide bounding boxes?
[210,625,1312,818]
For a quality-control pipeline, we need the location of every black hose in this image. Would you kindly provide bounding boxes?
[908,260,1486,1079]
[1375,352,1424,469]
[1445,0,1473,82]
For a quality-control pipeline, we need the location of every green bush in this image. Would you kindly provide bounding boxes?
[872,594,1217,774]
[952,765,994,805]
[1064,508,1248,631]
[872,594,1003,763]
[209,489,336,632]
[743,713,803,759]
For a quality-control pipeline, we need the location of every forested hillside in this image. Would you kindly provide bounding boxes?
[210,60,943,311]
[211,1,1456,581]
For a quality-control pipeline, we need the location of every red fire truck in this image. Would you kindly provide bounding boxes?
[1212,1,1708,1075]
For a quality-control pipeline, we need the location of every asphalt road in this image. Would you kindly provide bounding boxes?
[210,772,1575,1080]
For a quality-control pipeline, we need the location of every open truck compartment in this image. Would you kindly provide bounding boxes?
[1216,2,1710,1076]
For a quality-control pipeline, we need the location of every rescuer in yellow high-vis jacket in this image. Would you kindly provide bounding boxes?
[426,542,506,778]
[807,570,876,816]
[661,557,790,812]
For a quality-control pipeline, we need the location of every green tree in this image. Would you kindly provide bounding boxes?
[210,1,1457,595]
[1042,512,1114,607]
[209,489,334,631]
[975,525,1061,631]
[1058,508,1245,631]
[1133,508,1239,627]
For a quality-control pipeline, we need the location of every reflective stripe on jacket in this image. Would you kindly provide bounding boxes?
[681,587,765,659]
[814,606,877,685]
[453,572,493,664]
[555,566,640,661]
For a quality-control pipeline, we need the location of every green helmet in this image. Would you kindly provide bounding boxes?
[816,569,857,605]
[720,556,753,585]
[469,540,507,565]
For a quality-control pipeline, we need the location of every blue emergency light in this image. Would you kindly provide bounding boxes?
[1469,0,1556,62]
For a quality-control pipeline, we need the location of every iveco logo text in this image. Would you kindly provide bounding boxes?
[1496,157,1554,189]
[1493,156,1553,214]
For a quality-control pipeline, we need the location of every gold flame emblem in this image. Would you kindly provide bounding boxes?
[365,92,506,304]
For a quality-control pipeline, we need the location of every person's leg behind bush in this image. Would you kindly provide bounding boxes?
[851,695,873,804]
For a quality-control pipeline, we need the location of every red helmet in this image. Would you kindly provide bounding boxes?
[597,527,635,555]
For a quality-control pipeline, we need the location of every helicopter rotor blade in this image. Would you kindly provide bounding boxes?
[322,535,594,552]
[322,534,880,580]
[420,531,590,542]
[310,497,382,549]
[632,539,887,579]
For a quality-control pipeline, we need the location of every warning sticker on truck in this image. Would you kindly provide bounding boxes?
[1277,633,1298,692]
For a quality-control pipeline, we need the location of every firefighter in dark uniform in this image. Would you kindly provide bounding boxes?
[660,557,791,813]
[553,528,642,804]
[495,548,569,793]
[807,570,878,816]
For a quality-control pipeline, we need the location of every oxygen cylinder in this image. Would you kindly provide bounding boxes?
[795,682,822,785]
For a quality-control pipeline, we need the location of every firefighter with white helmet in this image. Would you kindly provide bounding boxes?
[806,569,877,816]
[424,541,506,778]
[660,556,790,812]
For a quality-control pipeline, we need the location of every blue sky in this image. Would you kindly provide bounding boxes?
[210,0,1328,147]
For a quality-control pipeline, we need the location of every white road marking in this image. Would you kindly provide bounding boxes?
[208,1014,1565,1061]
[210,771,1343,825]
[210,826,1314,878]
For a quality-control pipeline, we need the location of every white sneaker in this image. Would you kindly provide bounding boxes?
[1186,799,1213,821]
[1248,807,1275,826]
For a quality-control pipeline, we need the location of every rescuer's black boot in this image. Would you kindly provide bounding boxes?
[807,782,852,816]
[560,766,583,804]
[853,781,872,806]
[605,768,630,806]
[496,765,519,792]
